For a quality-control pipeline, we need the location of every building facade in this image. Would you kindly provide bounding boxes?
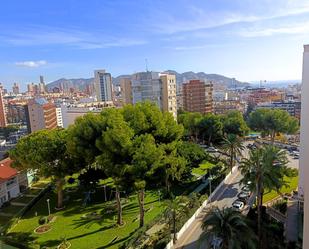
[25,98,58,133]
[214,100,246,115]
[120,78,132,105]
[0,158,28,207]
[300,45,309,249]
[0,85,7,127]
[256,101,301,120]
[182,80,213,114]
[160,74,177,119]
[131,71,178,118]
[94,70,113,102]
[132,72,162,108]
[12,83,19,95]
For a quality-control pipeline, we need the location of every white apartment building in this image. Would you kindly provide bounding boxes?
[56,107,63,128]
[300,44,309,248]
[131,71,177,119]
[0,158,28,207]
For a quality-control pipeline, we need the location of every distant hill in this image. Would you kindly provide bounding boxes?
[46,71,249,91]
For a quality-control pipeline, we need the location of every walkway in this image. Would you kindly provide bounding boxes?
[285,199,299,242]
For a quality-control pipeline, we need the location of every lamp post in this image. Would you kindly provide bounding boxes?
[209,173,213,203]
[104,185,107,202]
[47,199,51,216]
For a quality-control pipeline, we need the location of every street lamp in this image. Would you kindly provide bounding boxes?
[46,199,51,216]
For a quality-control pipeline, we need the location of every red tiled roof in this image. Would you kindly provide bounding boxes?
[0,158,18,181]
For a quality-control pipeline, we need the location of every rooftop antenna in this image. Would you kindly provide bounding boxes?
[145,58,148,72]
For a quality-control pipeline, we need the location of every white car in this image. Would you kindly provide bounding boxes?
[232,200,245,210]
[207,147,218,153]
[238,191,251,199]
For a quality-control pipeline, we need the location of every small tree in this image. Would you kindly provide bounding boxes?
[131,134,163,227]
[10,129,81,208]
[202,207,257,249]
[221,134,244,171]
[239,145,296,246]
[162,196,189,243]
[248,109,299,143]
[221,110,249,137]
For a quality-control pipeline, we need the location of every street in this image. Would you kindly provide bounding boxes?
[173,142,298,249]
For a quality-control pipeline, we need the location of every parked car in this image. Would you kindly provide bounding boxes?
[238,191,251,199]
[241,185,251,192]
[207,147,218,153]
[293,154,300,159]
[232,200,245,210]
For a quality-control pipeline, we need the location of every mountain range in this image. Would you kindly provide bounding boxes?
[46,71,249,91]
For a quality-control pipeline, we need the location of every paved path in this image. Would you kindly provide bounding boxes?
[285,200,299,242]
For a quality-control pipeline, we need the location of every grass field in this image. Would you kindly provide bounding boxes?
[263,175,299,203]
[8,186,163,249]
[192,161,214,176]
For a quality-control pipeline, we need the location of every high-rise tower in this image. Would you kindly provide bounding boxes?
[94,70,113,102]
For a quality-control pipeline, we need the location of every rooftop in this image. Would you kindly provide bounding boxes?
[0,158,18,181]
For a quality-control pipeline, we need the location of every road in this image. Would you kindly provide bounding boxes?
[174,169,243,249]
[173,142,297,249]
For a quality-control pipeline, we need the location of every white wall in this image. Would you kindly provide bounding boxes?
[301,45,309,249]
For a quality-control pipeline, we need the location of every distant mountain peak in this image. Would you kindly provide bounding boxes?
[46,70,249,91]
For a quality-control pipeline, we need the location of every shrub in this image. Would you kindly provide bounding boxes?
[38,216,47,225]
[67,177,75,184]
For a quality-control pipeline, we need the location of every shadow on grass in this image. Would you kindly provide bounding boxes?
[4,232,38,248]
[96,234,131,249]
[40,239,62,248]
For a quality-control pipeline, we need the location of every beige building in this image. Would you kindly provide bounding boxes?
[25,98,58,133]
[160,74,177,119]
[300,45,309,248]
[0,85,7,127]
[120,78,132,105]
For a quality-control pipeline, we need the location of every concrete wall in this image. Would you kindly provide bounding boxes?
[301,45,309,249]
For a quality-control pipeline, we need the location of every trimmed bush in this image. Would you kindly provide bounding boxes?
[38,216,47,225]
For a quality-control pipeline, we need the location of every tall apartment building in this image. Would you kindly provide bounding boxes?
[120,78,132,105]
[131,71,177,118]
[160,74,177,119]
[25,98,57,133]
[94,70,113,102]
[300,45,309,249]
[182,80,213,114]
[12,83,19,95]
[132,72,162,108]
[0,85,7,127]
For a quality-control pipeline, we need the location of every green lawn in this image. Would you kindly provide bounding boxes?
[263,175,299,203]
[8,186,163,249]
[192,161,214,176]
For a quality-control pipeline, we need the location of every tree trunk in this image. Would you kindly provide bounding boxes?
[208,134,212,146]
[56,178,64,208]
[137,189,145,228]
[271,130,276,144]
[172,210,177,243]
[165,174,171,195]
[115,189,123,225]
[257,181,262,249]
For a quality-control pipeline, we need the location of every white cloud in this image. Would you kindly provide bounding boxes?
[15,60,47,68]
[239,21,309,37]
[2,27,147,49]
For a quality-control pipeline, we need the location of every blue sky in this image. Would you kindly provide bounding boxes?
[1,0,309,89]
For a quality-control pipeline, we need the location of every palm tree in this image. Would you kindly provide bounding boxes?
[162,196,189,243]
[239,145,294,247]
[221,134,244,171]
[202,207,256,249]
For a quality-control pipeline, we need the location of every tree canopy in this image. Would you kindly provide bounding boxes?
[248,109,299,142]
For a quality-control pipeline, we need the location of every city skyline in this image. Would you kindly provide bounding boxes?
[1,0,309,88]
